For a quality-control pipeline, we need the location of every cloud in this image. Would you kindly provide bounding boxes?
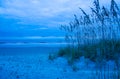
[32,27,48,30]
[0,0,91,27]
[0,0,120,29]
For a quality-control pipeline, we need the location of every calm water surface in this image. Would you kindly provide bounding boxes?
[0,37,67,56]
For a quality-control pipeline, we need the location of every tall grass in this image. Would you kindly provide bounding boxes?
[59,0,120,65]
[49,0,120,78]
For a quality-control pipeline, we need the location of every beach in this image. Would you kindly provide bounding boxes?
[0,46,118,79]
[0,53,96,79]
[0,38,119,79]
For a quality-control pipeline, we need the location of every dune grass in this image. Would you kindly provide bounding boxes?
[48,1,120,78]
[49,39,120,64]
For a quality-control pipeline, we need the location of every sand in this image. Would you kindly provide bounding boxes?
[0,53,118,79]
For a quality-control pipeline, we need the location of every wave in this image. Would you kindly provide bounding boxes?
[0,36,65,39]
[0,42,68,47]
[0,36,66,44]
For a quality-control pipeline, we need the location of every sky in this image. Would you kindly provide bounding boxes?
[0,0,120,37]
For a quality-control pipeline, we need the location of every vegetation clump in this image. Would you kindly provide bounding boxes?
[58,0,120,65]
[49,0,120,72]
[58,40,120,61]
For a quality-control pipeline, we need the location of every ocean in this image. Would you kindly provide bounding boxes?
[0,36,67,55]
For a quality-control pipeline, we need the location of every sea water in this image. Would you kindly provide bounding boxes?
[0,36,67,56]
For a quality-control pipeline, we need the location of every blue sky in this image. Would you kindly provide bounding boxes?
[0,0,120,37]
